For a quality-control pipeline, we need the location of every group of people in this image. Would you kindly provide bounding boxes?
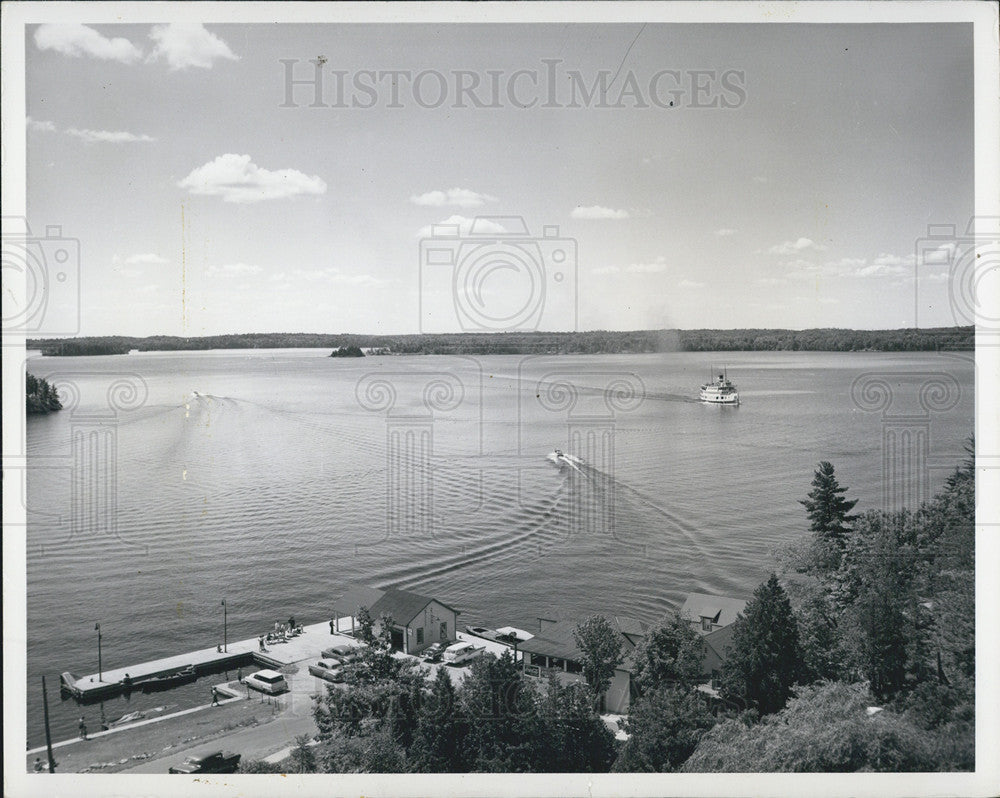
[259,616,303,649]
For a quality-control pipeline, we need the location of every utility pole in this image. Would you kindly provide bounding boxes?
[41,676,56,773]
[95,623,102,681]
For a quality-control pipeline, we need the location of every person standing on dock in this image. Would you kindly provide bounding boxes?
[329,618,335,635]
[78,717,87,740]
[212,686,220,706]
[258,635,265,651]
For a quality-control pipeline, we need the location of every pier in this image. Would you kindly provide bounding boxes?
[60,620,356,703]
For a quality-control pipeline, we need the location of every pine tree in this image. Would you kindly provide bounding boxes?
[720,574,805,715]
[800,461,858,565]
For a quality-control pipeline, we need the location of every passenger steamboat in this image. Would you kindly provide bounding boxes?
[700,370,740,405]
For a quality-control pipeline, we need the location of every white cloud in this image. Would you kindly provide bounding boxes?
[27,117,57,133]
[714,228,738,237]
[268,267,382,287]
[126,253,169,265]
[177,154,327,203]
[627,257,668,274]
[410,188,498,208]
[678,279,707,289]
[416,215,507,239]
[34,24,142,64]
[570,205,630,220]
[768,237,827,255]
[148,24,238,70]
[66,127,156,144]
[207,262,262,276]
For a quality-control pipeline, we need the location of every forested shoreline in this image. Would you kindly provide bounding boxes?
[28,326,972,357]
[239,446,974,774]
[25,373,62,414]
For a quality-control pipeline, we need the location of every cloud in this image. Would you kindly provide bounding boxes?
[678,279,707,289]
[856,253,916,279]
[416,215,507,238]
[714,228,738,237]
[627,257,668,274]
[768,237,827,255]
[570,205,630,220]
[148,24,238,70]
[27,117,57,133]
[410,188,498,208]
[66,127,156,144]
[207,262,262,276]
[177,154,327,203]
[268,267,382,287]
[34,23,142,63]
[126,253,169,265]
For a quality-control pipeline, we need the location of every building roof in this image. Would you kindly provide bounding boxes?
[334,585,388,617]
[613,616,650,639]
[520,623,581,662]
[333,585,459,627]
[702,622,737,661]
[520,620,637,672]
[679,593,747,630]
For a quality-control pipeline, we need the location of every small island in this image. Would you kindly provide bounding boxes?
[26,373,63,414]
[329,346,365,358]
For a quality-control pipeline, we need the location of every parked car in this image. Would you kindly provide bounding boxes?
[321,645,363,664]
[421,642,446,663]
[442,641,485,665]
[308,660,345,683]
[169,750,241,774]
[243,669,289,695]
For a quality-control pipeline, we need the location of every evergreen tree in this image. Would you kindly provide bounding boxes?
[720,574,805,715]
[800,461,858,554]
[572,615,625,708]
[459,652,537,771]
[411,668,465,772]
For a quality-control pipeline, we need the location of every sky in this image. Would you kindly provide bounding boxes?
[23,21,975,336]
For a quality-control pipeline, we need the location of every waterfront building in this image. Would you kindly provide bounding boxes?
[332,585,459,656]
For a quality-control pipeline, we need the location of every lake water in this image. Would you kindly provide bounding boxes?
[24,348,974,744]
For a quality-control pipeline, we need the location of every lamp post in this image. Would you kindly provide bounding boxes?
[221,599,227,653]
[95,623,102,682]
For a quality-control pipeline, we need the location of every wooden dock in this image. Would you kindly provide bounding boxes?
[61,620,357,703]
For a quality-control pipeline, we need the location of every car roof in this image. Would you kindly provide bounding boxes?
[254,669,283,678]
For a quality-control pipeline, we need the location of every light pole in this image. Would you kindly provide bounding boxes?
[221,599,227,653]
[95,623,102,682]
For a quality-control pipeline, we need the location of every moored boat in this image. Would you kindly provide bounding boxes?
[700,370,740,405]
[140,665,197,692]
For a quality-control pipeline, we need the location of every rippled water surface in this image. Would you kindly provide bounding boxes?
[24,348,974,743]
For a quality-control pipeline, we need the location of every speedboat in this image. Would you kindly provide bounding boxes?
[700,370,740,405]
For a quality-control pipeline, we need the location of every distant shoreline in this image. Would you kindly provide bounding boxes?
[25,327,973,357]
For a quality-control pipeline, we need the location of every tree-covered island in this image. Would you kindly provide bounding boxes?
[25,373,63,414]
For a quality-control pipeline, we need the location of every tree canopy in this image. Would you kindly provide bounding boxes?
[720,574,805,715]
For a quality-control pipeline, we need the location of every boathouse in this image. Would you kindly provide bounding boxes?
[331,585,459,656]
[518,616,648,714]
[679,592,748,684]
